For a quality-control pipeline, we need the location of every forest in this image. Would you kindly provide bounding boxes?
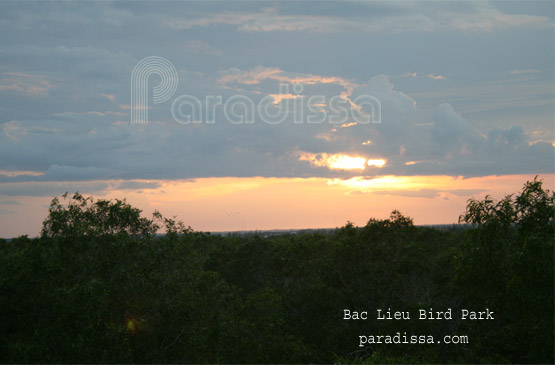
[0,178,553,364]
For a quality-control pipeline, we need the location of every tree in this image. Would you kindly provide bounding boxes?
[41,192,160,238]
[457,177,554,363]
[366,210,414,229]
[459,176,554,230]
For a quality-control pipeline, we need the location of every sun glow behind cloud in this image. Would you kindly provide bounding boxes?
[326,155,366,170]
[299,152,385,170]
[367,159,386,168]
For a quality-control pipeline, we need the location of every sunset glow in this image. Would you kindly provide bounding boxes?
[2,173,551,237]
[106,174,555,233]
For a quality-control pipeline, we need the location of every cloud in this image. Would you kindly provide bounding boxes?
[443,4,553,32]
[184,40,223,56]
[410,78,554,114]
[218,66,355,95]
[115,181,162,190]
[0,207,15,215]
[159,3,553,34]
[54,110,126,118]
[268,93,301,105]
[0,72,53,95]
[0,181,112,197]
[509,69,542,75]
[0,199,23,206]
[36,2,553,35]
[101,93,116,101]
[404,72,446,80]
[347,76,554,178]
[0,170,43,177]
[426,74,446,80]
[41,165,118,181]
[372,189,442,199]
[165,8,349,33]
[0,1,551,190]
[349,187,487,199]
[0,179,159,198]
[448,188,488,197]
[0,71,552,183]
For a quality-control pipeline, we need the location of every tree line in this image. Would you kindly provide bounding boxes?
[0,178,553,363]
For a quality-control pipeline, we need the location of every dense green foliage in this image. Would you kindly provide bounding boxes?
[0,179,553,363]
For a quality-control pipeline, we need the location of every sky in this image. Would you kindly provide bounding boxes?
[0,0,553,237]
